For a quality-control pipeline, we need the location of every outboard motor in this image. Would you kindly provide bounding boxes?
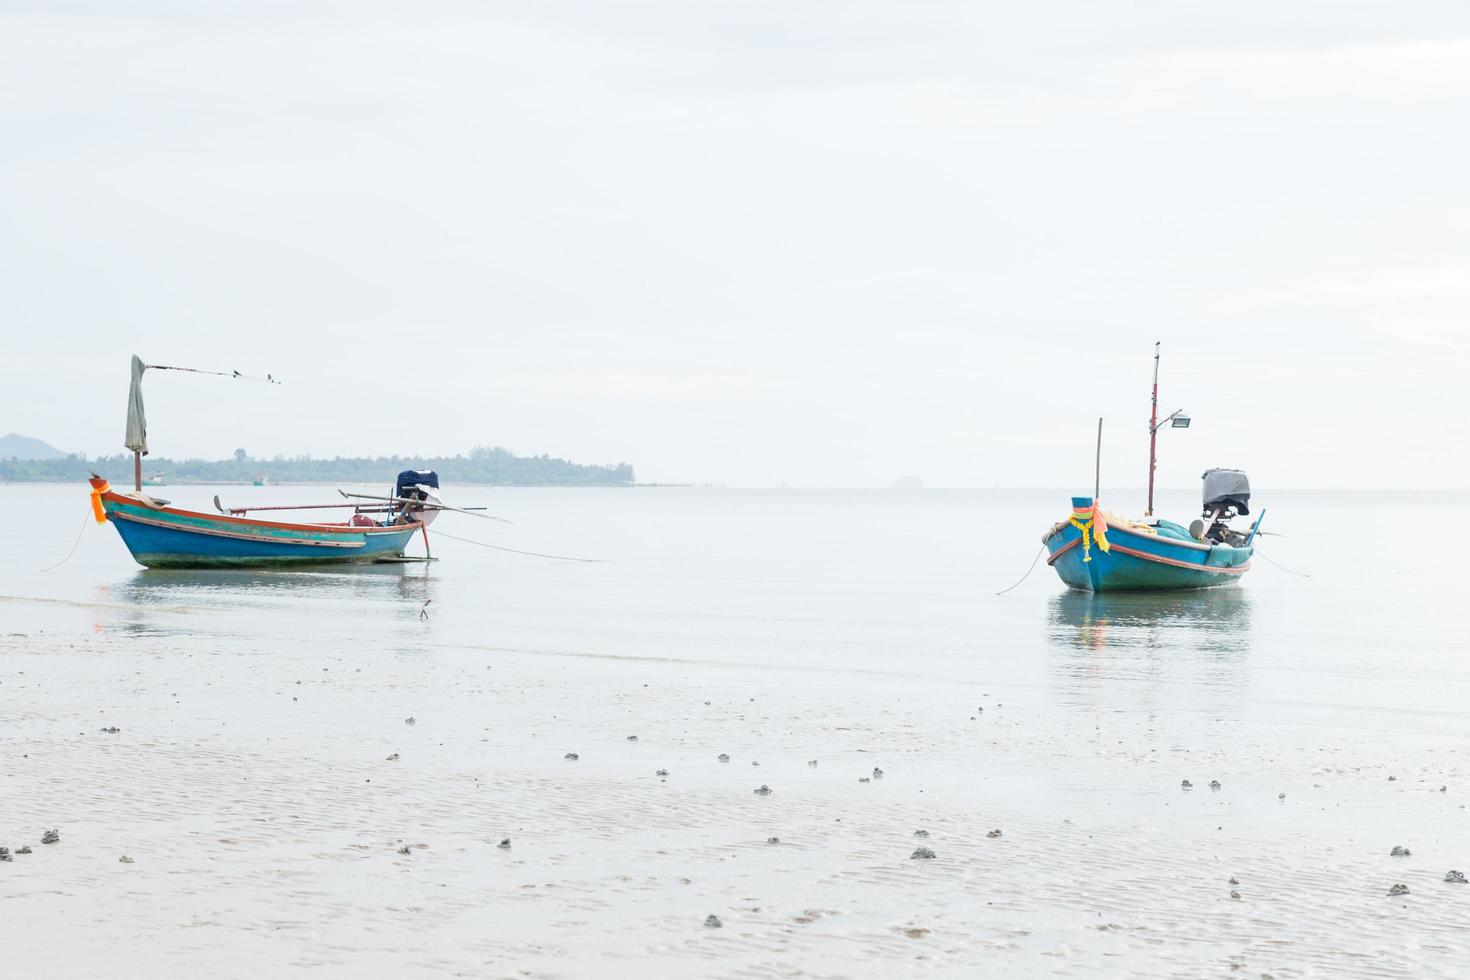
[1197,468,1251,546]
[393,469,441,526]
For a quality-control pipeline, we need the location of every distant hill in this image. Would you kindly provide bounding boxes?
[0,433,66,460]
[0,444,634,487]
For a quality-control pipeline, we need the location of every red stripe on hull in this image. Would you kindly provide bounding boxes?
[1046,538,1081,565]
[1108,543,1249,575]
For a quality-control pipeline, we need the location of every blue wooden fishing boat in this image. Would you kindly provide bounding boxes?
[87,355,442,569]
[89,476,424,568]
[1042,344,1261,592]
[1043,495,1253,592]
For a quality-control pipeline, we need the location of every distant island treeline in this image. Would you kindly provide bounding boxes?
[0,444,635,486]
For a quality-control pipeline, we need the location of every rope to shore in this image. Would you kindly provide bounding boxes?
[429,528,610,563]
[1253,548,1310,578]
[39,509,92,573]
[995,545,1046,595]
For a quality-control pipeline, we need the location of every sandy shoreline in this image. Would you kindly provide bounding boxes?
[4,614,1468,979]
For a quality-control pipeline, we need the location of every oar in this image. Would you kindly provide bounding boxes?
[336,490,511,524]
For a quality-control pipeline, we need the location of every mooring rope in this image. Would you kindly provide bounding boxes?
[995,545,1046,595]
[148,363,280,384]
[40,509,92,573]
[430,528,609,563]
[1253,548,1310,578]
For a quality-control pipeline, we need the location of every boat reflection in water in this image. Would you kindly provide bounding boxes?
[92,563,436,639]
[1046,587,1253,656]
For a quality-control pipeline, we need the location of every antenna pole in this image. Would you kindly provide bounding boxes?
[1146,342,1160,517]
[1094,417,1103,505]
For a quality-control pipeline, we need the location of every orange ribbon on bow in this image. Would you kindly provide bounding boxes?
[90,480,110,524]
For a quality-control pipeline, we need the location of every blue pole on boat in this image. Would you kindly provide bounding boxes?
[1245,508,1267,546]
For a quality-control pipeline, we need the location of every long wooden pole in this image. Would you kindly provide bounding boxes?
[1147,341,1160,517]
[222,502,394,515]
[213,497,485,515]
[1094,417,1102,505]
[133,450,142,492]
[337,490,510,523]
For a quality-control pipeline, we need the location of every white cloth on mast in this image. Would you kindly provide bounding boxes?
[125,354,148,455]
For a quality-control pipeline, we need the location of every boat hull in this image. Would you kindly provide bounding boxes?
[98,490,419,569]
[1043,504,1250,593]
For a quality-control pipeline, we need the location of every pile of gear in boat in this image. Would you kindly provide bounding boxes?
[1094,468,1252,546]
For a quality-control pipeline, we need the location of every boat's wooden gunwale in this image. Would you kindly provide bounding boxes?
[1046,519,1215,554]
[102,491,421,536]
[110,510,367,548]
[1105,520,1214,552]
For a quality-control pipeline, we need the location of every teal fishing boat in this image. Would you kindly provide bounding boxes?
[90,475,426,568]
[87,356,454,569]
[1042,344,1262,592]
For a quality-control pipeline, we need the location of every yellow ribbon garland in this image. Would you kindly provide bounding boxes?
[1070,516,1095,562]
[1068,506,1110,563]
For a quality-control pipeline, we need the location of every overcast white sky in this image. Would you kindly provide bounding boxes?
[3,1,1468,488]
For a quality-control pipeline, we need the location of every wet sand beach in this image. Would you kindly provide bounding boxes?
[2,486,1467,977]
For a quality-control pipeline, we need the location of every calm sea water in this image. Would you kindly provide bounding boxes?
[4,483,1460,716]
[2,483,1466,977]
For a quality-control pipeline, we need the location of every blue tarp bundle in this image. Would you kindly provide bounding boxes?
[395,470,439,498]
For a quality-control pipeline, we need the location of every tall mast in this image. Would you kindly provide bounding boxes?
[1094,417,1103,504]
[1146,342,1160,517]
